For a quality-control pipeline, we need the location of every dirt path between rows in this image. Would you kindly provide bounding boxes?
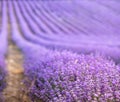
[3,42,31,102]
[3,13,31,102]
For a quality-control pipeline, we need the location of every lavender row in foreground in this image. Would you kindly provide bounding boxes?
[23,51,120,102]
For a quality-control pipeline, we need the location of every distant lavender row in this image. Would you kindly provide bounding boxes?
[14,1,87,43]
[10,1,120,62]
[0,1,7,98]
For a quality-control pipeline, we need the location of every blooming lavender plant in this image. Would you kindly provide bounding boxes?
[24,51,120,102]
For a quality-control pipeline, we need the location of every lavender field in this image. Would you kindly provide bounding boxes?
[0,0,120,102]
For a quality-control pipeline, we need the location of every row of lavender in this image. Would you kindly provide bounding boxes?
[8,0,120,102]
[45,0,120,62]
[12,0,120,62]
[0,1,114,102]
[0,1,7,100]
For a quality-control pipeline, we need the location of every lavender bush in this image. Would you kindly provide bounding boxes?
[24,51,120,102]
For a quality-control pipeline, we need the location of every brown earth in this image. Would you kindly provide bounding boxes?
[3,42,31,102]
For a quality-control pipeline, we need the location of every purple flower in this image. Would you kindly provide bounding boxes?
[24,51,120,102]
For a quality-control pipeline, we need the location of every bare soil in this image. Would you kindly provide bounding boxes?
[3,42,31,102]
